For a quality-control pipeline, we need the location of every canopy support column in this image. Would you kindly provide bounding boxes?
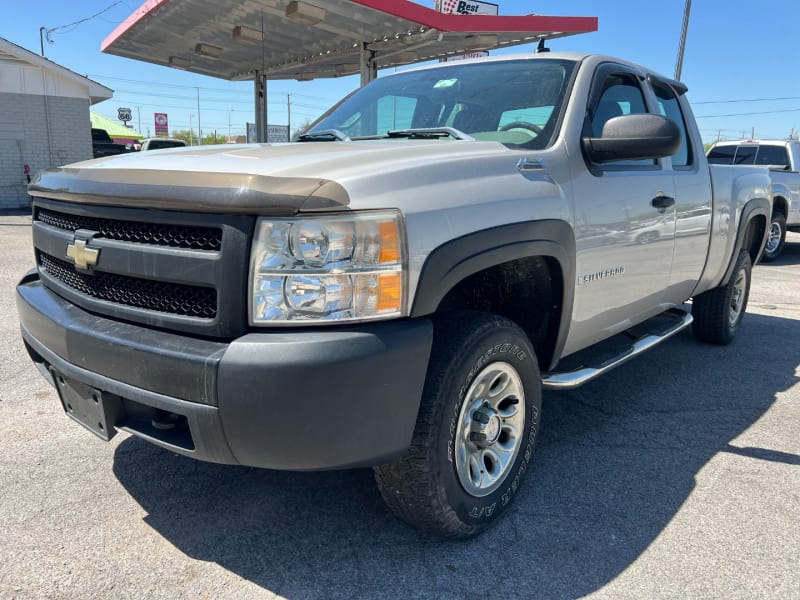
[359,43,377,87]
[254,70,268,142]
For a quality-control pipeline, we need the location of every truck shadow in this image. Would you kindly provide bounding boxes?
[112,312,799,599]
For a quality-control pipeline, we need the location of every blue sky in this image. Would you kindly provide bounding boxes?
[2,1,799,142]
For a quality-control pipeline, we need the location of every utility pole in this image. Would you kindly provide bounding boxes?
[287,94,292,142]
[674,0,692,80]
[189,115,194,146]
[137,107,141,135]
[196,87,202,144]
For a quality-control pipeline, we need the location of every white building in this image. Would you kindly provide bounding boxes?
[0,37,112,209]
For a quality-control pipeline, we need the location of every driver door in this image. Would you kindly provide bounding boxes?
[566,65,677,354]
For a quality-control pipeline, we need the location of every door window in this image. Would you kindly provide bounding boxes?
[589,72,655,168]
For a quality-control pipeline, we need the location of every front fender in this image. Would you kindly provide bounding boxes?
[410,219,575,370]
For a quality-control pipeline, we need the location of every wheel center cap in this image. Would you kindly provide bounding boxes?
[471,407,503,446]
[484,416,501,443]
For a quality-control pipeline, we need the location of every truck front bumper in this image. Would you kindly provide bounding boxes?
[16,271,433,470]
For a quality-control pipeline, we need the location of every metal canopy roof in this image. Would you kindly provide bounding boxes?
[101,0,597,82]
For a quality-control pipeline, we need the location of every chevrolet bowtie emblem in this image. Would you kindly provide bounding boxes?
[66,239,100,270]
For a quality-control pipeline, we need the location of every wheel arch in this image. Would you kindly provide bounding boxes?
[721,197,769,283]
[410,220,575,371]
[770,183,791,218]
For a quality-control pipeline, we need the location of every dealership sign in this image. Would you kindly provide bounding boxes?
[441,0,499,15]
[154,112,169,137]
[441,0,498,61]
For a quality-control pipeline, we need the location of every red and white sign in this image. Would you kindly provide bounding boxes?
[441,1,498,61]
[441,0,499,15]
[154,112,169,137]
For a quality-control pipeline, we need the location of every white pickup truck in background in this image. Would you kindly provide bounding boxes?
[708,140,800,260]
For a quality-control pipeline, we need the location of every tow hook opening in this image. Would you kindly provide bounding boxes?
[151,410,188,431]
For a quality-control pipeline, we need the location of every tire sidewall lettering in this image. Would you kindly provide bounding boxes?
[441,333,541,523]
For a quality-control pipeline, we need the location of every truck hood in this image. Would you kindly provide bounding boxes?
[29,141,516,214]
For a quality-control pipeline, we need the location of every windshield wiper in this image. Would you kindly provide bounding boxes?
[296,129,351,142]
[386,127,474,141]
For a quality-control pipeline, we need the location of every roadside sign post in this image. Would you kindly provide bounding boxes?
[117,107,132,126]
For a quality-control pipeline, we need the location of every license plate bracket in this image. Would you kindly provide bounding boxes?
[51,368,122,441]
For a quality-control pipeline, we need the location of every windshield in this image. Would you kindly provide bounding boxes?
[307,58,577,149]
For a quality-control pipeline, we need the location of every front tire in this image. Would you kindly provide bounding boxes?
[374,312,541,538]
[762,212,786,262]
[692,249,752,345]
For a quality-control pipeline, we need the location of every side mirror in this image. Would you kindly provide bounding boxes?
[582,114,682,163]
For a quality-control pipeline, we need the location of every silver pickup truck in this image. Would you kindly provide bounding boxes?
[707,139,800,260]
[16,52,771,538]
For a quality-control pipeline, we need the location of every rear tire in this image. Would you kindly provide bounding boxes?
[374,312,541,539]
[692,249,752,345]
[761,212,786,262]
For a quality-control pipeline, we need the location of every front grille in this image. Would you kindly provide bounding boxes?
[37,207,222,251]
[39,253,217,319]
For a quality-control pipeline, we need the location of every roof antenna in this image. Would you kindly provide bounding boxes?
[536,38,550,53]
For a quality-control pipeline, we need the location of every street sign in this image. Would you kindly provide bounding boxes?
[267,125,289,143]
[117,107,132,123]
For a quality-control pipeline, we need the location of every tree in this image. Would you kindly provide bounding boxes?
[201,131,224,145]
[170,130,194,144]
[291,119,314,141]
[169,130,227,146]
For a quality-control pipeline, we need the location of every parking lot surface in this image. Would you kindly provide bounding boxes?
[1,212,798,599]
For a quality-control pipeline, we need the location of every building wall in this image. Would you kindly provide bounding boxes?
[0,92,92,209]
[0,61,91,99]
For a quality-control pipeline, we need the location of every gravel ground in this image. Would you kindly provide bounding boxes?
[1,212,798,599]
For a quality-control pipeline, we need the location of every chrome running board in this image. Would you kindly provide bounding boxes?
[542,307,693,390]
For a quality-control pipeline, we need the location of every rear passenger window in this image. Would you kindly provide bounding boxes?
[652,81,692,168]
[755,145,790,169]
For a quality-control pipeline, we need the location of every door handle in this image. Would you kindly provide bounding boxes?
[652,195,675,209]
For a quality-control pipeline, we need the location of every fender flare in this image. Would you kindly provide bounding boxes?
[769,182,792,216]
[721,197,770,284]
[410,219,575,370]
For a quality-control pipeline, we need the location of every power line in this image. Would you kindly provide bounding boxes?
[693,96,800,105]
[695,108,800,119]
[87,73,337,102]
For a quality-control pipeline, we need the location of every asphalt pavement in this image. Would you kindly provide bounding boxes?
[1,211,798,599]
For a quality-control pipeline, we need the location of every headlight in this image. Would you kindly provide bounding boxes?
[249,210,405,324]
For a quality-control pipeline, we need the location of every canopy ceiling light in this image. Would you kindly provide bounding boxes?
[195,43,223,58]
[168,56,191,69]
[285,1,326,26]
[232,25,263,43]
